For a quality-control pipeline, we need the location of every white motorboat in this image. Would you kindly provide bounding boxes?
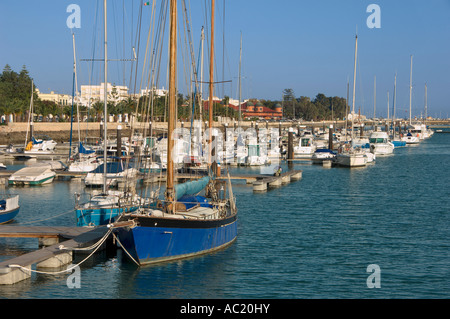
[294,136,316,158]
[336,151,368,167]
[369,131,394,156]
[8,164,56,185]
[311,149,336,164]
[401,126,421,144]
[336,144,368,167]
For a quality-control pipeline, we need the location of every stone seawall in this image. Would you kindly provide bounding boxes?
[0,122,144,145]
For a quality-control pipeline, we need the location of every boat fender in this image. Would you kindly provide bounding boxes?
[25,141,33,151]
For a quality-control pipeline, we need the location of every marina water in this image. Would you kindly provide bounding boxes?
[1,129,449,298]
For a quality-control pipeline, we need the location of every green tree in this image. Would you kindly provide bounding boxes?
[91,100,104,121]
[282,88,296,119]
[0,64,37,122]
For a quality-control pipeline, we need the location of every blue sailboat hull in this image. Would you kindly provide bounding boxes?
[76,206,139,227]
[115,214,238,265]
[0,207,20,224]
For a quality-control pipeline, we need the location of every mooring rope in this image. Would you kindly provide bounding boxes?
[8,228,113,275]
[110,231,140,266]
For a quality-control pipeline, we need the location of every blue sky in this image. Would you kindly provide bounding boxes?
[1,0,449,118]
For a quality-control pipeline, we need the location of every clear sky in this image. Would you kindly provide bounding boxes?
[1,0,449,118]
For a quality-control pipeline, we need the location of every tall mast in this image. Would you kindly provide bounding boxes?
[409,55,413,125]
[200,26,204,123]
[208,0,215,166]
[103,0,108,194]
[373,75,376,119]
[393,73,397,121]
[166,0,177,203]
[69,32,79,160]
[345,79,349,142]
[387,91,390,128]
[424,83,427,121]
[238,32,242,128]
[351,34,358,141]
[73,33,80,145]
[25,80,34,148]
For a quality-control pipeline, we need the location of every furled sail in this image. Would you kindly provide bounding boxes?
[174,176,210,200]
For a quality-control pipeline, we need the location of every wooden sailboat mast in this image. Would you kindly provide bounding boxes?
[166,0,177,202]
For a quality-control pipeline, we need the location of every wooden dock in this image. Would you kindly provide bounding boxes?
[0,226,110,285]
[252,170,302,192]
[2,168,303,192]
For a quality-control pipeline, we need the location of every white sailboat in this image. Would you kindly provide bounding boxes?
[13,81,57,158]
[336,34,367,168]
[401,55,421,145]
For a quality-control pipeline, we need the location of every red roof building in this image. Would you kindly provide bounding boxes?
[203,99,282,120]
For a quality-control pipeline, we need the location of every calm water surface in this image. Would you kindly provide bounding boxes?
[0,130,449,299]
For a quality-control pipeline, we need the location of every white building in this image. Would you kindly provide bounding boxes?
[140,87,168,97]
[36,89,73,106]
[80,83,129,106]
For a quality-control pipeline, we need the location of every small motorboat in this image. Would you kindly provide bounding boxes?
[311,149,337,164]
[8,164,56,186]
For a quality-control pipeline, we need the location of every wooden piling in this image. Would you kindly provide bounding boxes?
[288,131,294,161]
[328,124,334,150]
[116,125,122,157]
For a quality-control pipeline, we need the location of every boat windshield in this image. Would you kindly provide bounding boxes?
[301,139,311,147]
[370,138,386,143]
